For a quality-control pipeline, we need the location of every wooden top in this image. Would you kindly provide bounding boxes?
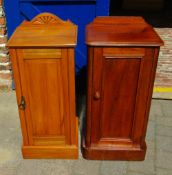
[86,16,163,46]
[7,13,78,47]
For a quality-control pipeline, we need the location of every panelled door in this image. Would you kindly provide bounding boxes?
[17,48,71,146]
[91,47,155,148]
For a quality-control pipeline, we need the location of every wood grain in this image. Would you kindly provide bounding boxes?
[86,17,163,47]
[7,13,77,47]
[22,145,78,159]
[82,17,163,160]
[7,13,78,159]
[23,49,61,59]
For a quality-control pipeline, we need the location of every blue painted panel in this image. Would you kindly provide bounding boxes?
[20,2,41,20]
[4,0,22,37]
[33,2,95,70]
[20,0,96,1]
[4,0,110,89]
[96,0,110,15]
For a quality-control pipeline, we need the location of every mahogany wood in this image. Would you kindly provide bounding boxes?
[7,13,78,159]
[82,17,163,160]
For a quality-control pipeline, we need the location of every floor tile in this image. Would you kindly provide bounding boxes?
[156,151,172,170]
[156,168,172,175]
[100,161,127,175]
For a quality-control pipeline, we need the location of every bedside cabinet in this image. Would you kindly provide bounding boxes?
[82,17,163,160]
[7,13,78,159]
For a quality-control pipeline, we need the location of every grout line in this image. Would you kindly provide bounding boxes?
[156,166,172,171]
[127,169,155,175]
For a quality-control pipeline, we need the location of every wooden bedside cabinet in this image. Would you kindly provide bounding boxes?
[82,17,163,160]
[7,13,78,159]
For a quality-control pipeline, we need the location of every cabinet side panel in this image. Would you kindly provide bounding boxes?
[132,48,155,145]
[141,48,160,143]
[67,48,78,146]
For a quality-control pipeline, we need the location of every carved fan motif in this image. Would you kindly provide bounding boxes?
[31,13,65,24]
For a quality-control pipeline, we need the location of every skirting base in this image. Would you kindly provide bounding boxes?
[22,145,78,159]
[82,138,146,161]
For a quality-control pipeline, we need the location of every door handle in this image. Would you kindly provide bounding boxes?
[18,96,26,110]
[94,91,100,100]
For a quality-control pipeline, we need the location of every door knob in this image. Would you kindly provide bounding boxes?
[94,91,100,100]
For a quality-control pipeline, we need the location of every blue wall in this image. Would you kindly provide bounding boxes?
[4,0,110,88]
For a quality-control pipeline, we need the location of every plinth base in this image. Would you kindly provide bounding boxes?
[82,138,146,161]
[22,145,78,159]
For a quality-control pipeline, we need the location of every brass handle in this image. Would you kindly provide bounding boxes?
[18,96,26,110]
[94,91,100,100]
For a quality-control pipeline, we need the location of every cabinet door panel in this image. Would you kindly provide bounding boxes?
[17,49,70,146]
[91,48,144,146]
[25,59,64,136]
[101,58,141,139]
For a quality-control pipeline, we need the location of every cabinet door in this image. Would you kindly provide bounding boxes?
[17,48,74,146]
[90,47,155,148]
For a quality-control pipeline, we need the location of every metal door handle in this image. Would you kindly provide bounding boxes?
[19,96,26,110]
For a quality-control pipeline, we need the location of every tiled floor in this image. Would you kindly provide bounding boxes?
[0,91,172,175]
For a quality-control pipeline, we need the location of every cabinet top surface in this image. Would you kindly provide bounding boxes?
[86,16,163,47]
[7,13,78,48]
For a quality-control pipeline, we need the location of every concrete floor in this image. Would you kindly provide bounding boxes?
[0,92,172,175]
